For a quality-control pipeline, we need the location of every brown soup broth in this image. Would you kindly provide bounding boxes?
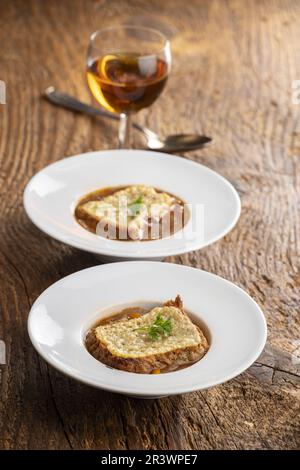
[74,186,189,241]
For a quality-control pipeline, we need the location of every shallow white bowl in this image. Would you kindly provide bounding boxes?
[23,150,240,261]
[28,262,267,398]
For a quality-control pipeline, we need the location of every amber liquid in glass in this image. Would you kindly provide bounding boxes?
[86,53,168,114]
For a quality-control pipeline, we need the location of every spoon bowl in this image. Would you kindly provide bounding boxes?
[148,133,212,152]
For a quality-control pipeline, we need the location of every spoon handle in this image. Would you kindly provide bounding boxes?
[43,87,150,137]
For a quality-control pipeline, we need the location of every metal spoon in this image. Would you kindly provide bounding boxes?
[44,87,212,153]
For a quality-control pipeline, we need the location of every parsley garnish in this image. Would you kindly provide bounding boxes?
[138,314,173,340]
[128,196,144,216]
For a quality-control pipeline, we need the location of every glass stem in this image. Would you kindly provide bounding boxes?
[118,113,131,149]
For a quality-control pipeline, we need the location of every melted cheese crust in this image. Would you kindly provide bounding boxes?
[94,306,202,358]
[79,185,175,239]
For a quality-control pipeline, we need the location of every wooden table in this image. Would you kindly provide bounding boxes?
[0,0,299,450]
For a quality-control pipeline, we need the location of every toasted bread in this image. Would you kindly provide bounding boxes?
[86,296,209,374]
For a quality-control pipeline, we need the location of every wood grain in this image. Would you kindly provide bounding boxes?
[0,0,299,450]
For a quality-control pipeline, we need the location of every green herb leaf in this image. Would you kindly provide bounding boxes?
[130,196,143,205]
[138,313,173,341]
[128,196,144,216]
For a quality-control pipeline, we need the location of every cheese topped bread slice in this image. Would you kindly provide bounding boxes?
[78,185,176,240]
[86,296,209,374]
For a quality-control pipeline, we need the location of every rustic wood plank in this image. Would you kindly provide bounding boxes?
[0,0,299,450]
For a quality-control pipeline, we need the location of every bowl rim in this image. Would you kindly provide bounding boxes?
[23,149,241,258]
[27,261,267,397]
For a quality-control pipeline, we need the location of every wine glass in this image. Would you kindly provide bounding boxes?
[86,25,171,148]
